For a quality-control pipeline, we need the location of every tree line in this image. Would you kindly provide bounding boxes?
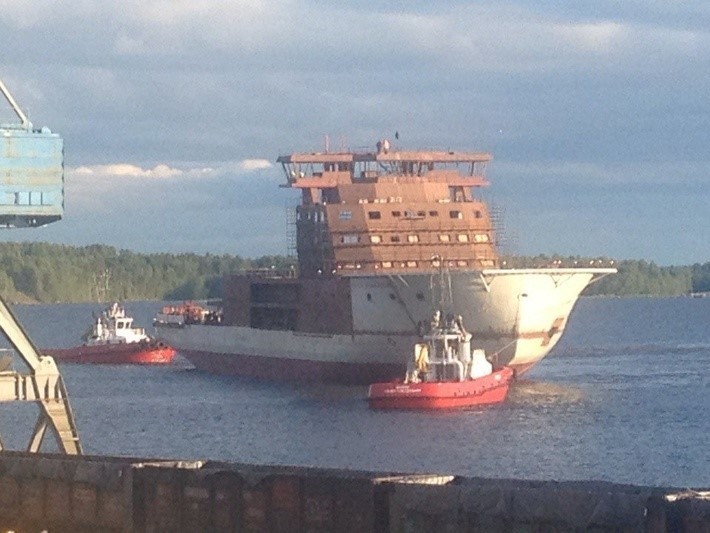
[0,242,294,304]
[0,243,707,303]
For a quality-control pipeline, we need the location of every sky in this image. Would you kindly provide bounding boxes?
[1,1,708,265]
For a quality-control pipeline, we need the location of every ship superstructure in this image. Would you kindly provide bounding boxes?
[282,144,497,277]
[156,141,615,383]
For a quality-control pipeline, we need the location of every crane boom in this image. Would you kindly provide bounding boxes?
[0,77,31,128]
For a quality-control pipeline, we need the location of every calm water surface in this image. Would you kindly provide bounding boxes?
[1,297,708,488]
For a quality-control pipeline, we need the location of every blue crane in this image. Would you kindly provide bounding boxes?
[0,78,80,454]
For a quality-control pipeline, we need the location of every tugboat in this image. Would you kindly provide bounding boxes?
[368,261,514,409]
[367,312,514,409]
[44,302,177,365]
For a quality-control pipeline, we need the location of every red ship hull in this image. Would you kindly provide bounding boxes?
[367,367,514,410]
[43,342,176,365]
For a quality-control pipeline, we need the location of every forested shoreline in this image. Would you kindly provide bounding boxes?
[1,242,708,304]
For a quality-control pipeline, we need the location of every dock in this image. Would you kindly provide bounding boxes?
[0,451,708,532]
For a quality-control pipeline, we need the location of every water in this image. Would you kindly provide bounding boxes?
[1,297,708,488]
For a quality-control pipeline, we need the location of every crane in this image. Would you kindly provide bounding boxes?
[0,77,81,454]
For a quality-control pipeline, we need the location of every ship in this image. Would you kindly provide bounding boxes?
[45,302,176,365]
[154,140,615,384]
[367,308,515,410]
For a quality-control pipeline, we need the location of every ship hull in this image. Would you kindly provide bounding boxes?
[181,348,401,384]
[156,268,613,384]
[44,342,176,365]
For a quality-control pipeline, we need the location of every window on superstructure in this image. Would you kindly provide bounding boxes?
[457,234,469,243]
[391,235,401,243]
[339,210,352,220]
[474,233,489,243]
[474,210,483,219]
[404,210,424,219]
[457,260,468,267]
[382,261,392,268]
[368,211,381,219]
[341,234,359,244]
[439,234,450,242]
[407,261,418,268]
[407,235,419,243]
[370,235,382,244]
[450,210,462,219]
[323,189,338,204]
[429,211,439,217]
[450,186,464,202]
[391,210,401,217]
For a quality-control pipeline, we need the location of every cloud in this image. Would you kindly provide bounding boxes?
[556,21,625,53]
[70,159,272,181]
[2,1,710,263]
[66,159,278,217]
[4,2,706,75]
[238,159,272,172]
[74,163,184,179]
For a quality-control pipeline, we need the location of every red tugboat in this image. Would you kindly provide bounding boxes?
[368,304,514,410]
[44,302,176,365]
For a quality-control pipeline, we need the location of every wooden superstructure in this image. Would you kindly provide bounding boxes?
[279,142,498,277]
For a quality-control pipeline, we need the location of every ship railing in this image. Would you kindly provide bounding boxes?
[243,267,297,279]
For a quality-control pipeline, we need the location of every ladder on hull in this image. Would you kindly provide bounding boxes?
[0,296,82,454]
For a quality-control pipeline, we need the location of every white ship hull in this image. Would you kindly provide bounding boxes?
[156,268,614,383]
